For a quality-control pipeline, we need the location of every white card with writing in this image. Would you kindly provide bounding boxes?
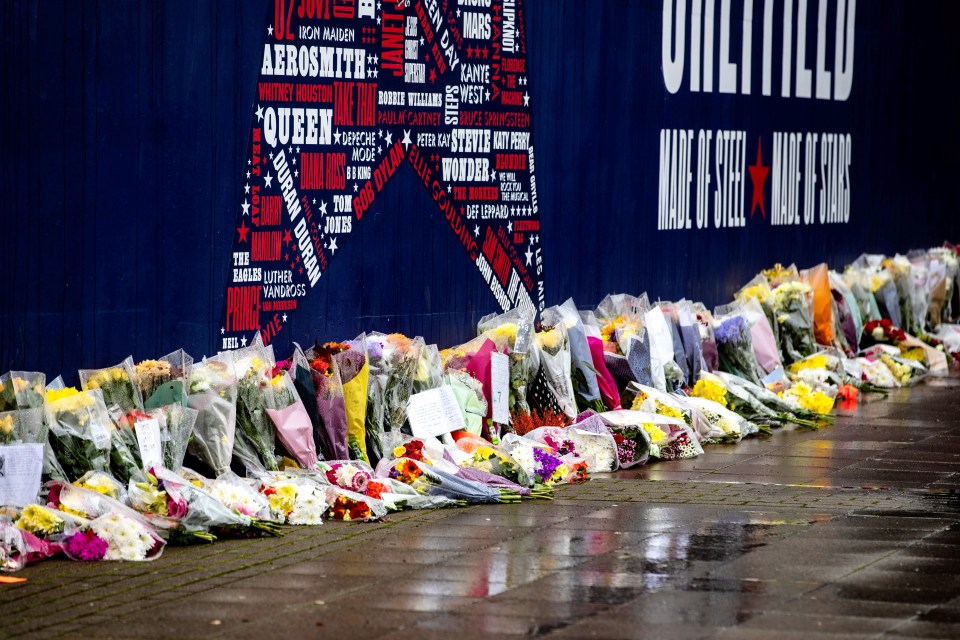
[408,387,466,438]
[135,418,163,470]
[490,351,510,425]
[0,443,44,507]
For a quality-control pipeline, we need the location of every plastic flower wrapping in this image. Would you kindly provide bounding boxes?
[186,352,239,476]
[4,244,960,572]
[79,357,144,414]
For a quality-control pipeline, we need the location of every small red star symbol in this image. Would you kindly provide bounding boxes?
[236,220,250,244]
[481,47,488,59]
[429,68,437,84]
[748,138,770,220]
[283,230,292,246]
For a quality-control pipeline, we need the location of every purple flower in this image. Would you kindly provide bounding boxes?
[533,447,563,483]
[64,530,108,561]
[616,438,638,464]
[715,316,748,345]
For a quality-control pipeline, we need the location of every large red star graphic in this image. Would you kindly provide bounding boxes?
[748,138,770,220]
[236,219,250,244]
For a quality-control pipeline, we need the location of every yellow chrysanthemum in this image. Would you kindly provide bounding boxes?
[654,400,685,421]
[789,355,828,374]
[641,423,668,444]
[16,504,64,536]
[691,379,727,407]
[491,323,519,346]
[629,391,649,411]
[269,484,297,515]
[536,329,562,352]
[0,415,13,436]
[738,284,770,304]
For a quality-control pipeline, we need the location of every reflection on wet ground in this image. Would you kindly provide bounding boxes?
[4,378,960,638]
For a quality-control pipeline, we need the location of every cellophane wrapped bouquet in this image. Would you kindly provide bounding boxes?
[79,357,144,414]
[186,352,239,477]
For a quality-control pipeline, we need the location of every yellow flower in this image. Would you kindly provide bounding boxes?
[0,415,13,436]
[269,484,297,515]
[491,323,519,346]
[738,284,770,304]
[536,328,562,352]
[600,316,624,343]
[629,391,649,411]
[271,374,285,387]
[790,355,828,374]
[641,423,668,444]
[691,379,727,407]
[654,400,685,421]
[46,387,92,410]
[16,504,65,536]
[898,347,926,364]
[780,382,834,415]
[393,445,407,458]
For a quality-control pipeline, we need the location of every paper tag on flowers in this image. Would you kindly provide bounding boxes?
[134,419,163,470]
[0,443,44,507]
[89,421,112,449]
[408,387,466,438]
[490,352,510,425]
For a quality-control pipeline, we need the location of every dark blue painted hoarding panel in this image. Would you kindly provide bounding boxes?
[1,1,958,381]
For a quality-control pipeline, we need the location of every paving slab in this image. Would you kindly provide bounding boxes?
[3,376,960,638]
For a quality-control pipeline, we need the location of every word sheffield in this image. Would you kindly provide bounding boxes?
[662,0,856,100]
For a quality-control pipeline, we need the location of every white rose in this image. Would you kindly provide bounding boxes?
[872,327,885,341]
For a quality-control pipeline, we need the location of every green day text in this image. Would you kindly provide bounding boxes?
[658,129,852,230]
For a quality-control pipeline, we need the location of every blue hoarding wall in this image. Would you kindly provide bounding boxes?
[1,0,959,381]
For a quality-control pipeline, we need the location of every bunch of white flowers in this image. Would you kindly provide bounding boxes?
[89,513,156,561]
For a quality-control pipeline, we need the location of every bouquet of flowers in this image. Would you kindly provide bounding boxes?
[413,344,444,393]
[79,357,143,413]
[108,409,150,484]
[61,512,165,562]
[147,403,198,472]
[531,324,578,419]
[337,336,370,461]
[127,469,216,544]
[716,370,828,427]
[363,335,391,465]
[770,280,818,363]
[320,459,459,511]
[45,387,113,481]
[479,308,538,418]
[307,341,351,460]
[712,308,768,385]
[451,434,537,490]
[523,422,618,473]
[72,470,127,501]
[499,434,580,485]
[691,376,776,431]
[605,410,704,462]
[186,353,239,477]
[136,349,193,408]
[445,369,490,437]
[0,371,46,412]
[48,481,166,561]
[326,487,388,522]
[510,407,572,436]
[234,349,279,471]
[692,304,720,372]
[683,396,760,443]
[1,520,61,572]
[380,333,425,434]
[780,381,836,416]
[628,382,722,442]
[855,354,900,388]
[0,372,47,451]
[266,371,318,469]
[260,473,332,525]
[541,299,605,413]
[378,457,503,504]
[205,472,272,519]
[15,503,87,540]
[149,467,281,536]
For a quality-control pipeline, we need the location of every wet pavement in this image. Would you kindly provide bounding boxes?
[4,377,960,639]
